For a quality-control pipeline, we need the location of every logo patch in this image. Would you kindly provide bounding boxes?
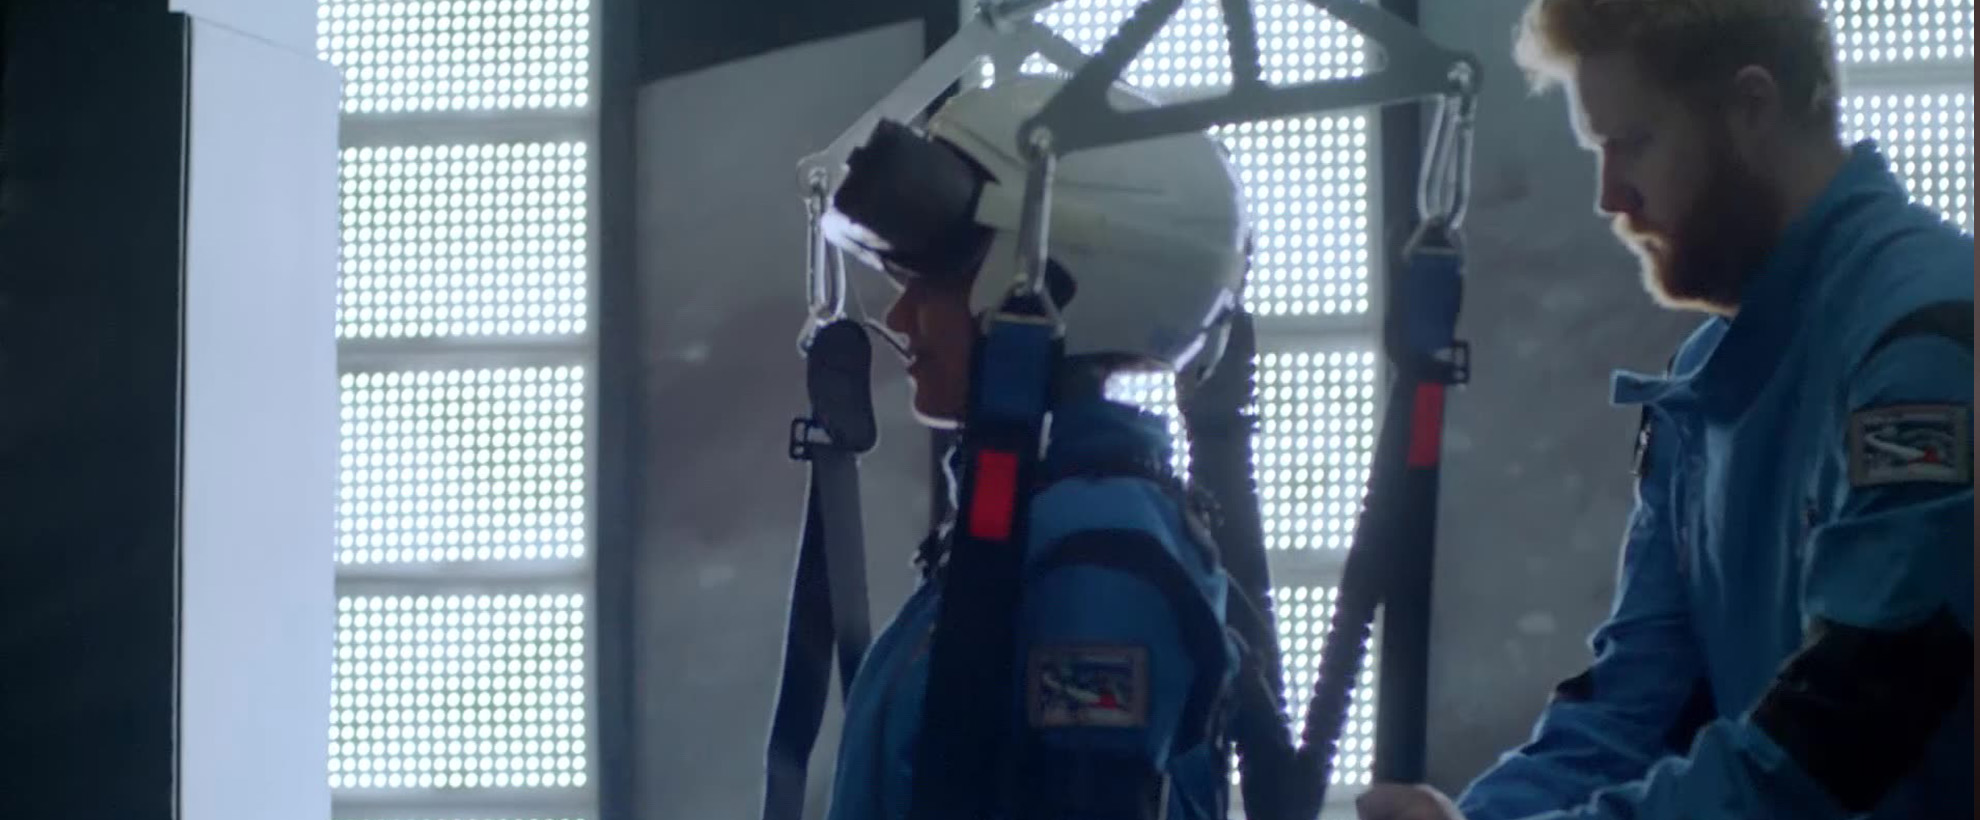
[1027,644,1149,729]
[1848,404,1973,487]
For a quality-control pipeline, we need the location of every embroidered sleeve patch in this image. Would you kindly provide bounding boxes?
[1847,404,1973,487]
[1026,644,1150,730]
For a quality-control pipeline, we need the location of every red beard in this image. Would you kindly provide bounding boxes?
[1617,132,1787,313]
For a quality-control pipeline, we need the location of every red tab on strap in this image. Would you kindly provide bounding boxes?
[1406,383,1445,467]
[967,449,1021,541]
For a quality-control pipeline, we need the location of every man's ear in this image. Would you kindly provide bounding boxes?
[1725,65,1785,157]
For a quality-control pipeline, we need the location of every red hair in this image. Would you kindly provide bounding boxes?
[1514,0,1842,130]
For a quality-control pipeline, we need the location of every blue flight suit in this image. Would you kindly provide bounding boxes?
[1458,141,1974,820]
[825,394,1241,820]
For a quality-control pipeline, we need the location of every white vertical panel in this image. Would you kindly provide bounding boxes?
[179,19,342,820]
[172,0,320,55]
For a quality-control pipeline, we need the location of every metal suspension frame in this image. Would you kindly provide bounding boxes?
[797,0,1478,333]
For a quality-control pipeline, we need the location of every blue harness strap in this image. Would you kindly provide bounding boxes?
[762,319,879,820]
[909,294,1062,820]
[1289,220,1467,813]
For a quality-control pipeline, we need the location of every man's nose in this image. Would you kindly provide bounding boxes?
[1596,157,1642,216]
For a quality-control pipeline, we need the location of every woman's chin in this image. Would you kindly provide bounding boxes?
[909,391,964,430]
[911,406,964,431]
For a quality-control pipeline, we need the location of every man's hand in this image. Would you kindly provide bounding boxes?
[1355,783,1467,820]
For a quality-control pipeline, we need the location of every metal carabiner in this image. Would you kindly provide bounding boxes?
[804,171,847,322]
[1007,124,1067,335]
[800,170,849,350]
[1416,63,1478,230]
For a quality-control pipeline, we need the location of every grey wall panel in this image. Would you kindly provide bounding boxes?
[632,21,931,820]
[1414,0,1699,793]
[179,18,341,820]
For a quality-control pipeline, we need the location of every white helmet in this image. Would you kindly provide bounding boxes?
[827,76,1249,373]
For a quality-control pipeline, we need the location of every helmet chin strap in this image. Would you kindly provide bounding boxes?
[837,259,915,362]
[862,318,912,361]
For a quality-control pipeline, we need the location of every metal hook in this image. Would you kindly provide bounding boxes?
[1010,124,1067,334]
[1416,62,1478,229]
[799,170,852,353]
[804,169,846,325]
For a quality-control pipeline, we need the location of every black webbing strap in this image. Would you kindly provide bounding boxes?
[1178,310,1301,820]
[909,296,1062,820]
[1865,300,1972,362]
[762,319,879,820]
[1288,221,1468,813]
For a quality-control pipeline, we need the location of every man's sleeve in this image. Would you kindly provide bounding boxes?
[1011,527,1228,820]
[1456,412,1712,820]
[1517,333,1975,820]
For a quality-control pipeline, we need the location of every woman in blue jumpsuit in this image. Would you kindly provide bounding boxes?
[815,76,1256,820]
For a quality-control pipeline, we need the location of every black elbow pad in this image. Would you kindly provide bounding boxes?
[1751,610,1972,813]
[1016,744,1167,820]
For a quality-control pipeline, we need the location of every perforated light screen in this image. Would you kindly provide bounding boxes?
[1258,350,1378,550]
[330,593,589,790]
[1826,0,1973,64]
[339,367,587,565]
[339,143,590,340]
[1275,585,1379,786]
[1842,92,1973,231]
[1001,0,1368,89]
[1215,116,1373,316]
[1110,349,1378,550]
[317,0,593,114]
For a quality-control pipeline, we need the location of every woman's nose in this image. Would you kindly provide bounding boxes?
[883,286,916,338]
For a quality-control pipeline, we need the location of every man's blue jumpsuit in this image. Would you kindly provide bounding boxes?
[825,393,1241,820]
[1458,141,1974,820]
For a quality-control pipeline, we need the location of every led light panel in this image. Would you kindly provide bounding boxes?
[1256,351,1378,550]
[1215,116,1373,316]
[1110,350,1379,550]
[1826,0,1973,64]
[339,143,590,340]
[330,594,589,790]
[1274,585,1379,786]
[339,367,587,565]
[1842,92,1973,231]
[998,0,1367,89]
[317,0,593,114]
